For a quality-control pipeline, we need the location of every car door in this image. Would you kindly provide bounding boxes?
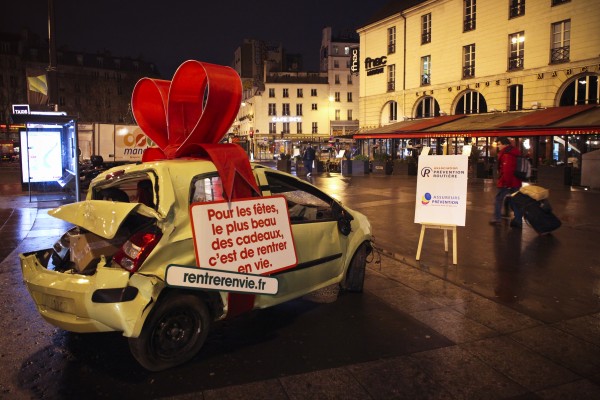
[253,169,348,307]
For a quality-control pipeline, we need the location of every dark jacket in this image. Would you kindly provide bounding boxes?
[303,147,315,161]
[497,145,522,188]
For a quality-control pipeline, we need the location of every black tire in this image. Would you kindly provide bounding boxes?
[128,292,210,371]
[341,243,367,292]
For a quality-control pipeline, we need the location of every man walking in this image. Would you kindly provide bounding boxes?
[490,137,523,227]
[303,145,316,177]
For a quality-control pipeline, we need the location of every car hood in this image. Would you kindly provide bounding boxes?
[49,200,162,239]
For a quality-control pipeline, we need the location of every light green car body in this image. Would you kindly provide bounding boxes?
[20,159,372,339]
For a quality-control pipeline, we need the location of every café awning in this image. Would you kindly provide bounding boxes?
[354,105,600,140]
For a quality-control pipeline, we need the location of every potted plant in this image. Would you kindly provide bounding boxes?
[343,154,369,176]
[277,153,292,173]
[372,153,392,175]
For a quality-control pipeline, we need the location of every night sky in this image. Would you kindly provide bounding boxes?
[3,0,392,78]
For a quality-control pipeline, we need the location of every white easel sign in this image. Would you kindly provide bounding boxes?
[414,155,468,226]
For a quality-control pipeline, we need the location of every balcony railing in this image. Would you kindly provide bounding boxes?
[463,65,475,79]
[387,81,395,92]
[551,46,570,63]
[388,43,396,54]
[421,74,430,85]
[508,55,524,70]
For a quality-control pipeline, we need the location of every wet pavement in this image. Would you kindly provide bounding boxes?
[1,161,600,399]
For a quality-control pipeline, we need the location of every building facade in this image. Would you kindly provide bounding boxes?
[235,28,361,159]
[0,29,160,144]
[357,0,600,128]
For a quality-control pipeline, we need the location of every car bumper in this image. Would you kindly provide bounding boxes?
[20,249,161,337]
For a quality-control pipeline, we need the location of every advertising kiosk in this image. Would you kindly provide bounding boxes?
[10,111,80,203]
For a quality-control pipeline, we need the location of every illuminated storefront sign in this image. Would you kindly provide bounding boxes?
[365,56,387,76]
[350,47,360,75]
[271,116,302,122]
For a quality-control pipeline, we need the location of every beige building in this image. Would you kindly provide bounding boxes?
[357,0,600,130]
[235,27,360,159]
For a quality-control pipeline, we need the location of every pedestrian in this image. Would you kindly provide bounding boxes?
[490,137,523,228]
[303,145,316,177]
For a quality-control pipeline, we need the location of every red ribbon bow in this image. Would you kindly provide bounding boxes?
[131,60,259,201]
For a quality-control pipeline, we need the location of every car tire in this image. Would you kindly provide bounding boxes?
[341,243,367,293]
[128,292,210,371]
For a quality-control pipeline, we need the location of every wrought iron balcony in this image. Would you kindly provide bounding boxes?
[462,66,475,79]
[464,17,476,32]
[388,44,396,54]
[508,56,524,70]
[551,46,570,63]
[387,81,395,92]
[421,32,431,44]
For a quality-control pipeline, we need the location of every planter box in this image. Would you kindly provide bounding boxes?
[341,160,368,176]
[277,159,291,173]
[392,161,409,175]
[372,161,392,175]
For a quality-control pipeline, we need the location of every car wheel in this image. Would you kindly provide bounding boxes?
[341,243,367,293]
[128,292,210,371]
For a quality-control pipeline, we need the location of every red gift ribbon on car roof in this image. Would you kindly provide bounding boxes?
[131,60,259,201]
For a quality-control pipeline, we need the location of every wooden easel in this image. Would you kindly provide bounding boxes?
[416,223,457,265]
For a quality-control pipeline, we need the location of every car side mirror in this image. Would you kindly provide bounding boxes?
[332,202,354,236]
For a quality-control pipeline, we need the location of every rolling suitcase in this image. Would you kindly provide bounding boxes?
[510,192,561,234]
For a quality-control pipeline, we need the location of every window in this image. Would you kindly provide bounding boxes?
[415,97,440,118]
[263,172,336,224]
[344,46,350,55]
[387,64,396,91]
[335,74,340,84]
[333,46,339,55]
[297,88,303,97]
[464,0,476,32]
[269,122,276,134]
[508,31,525,70]
[311,89,317,96]
[508,84,523,111]
[296,104,303,116]
[312,103,318,110]
[334,92,341,102]
[455,91,487,114]
[335,110,340,121]
[509,0,525,18]
[463,44,476,78]
[347,109,353,121]
[388,26,396,54]
[282,103,290,116]
[283,88,289,98]
[347,74,353,85]
[552,0,570,5]
[312,122,318,133]
[421,14,431,44]
[421,56,431,85]
[190,175,222,204]
[297,122,302,133]
[559,75,599,106]
[334,60,339,68]
[551,20,570,63]
[268,103,277,116]
[389,101,398,122]
[347,92,353,102]
[269,88,275,98]
[282,122,290,133]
